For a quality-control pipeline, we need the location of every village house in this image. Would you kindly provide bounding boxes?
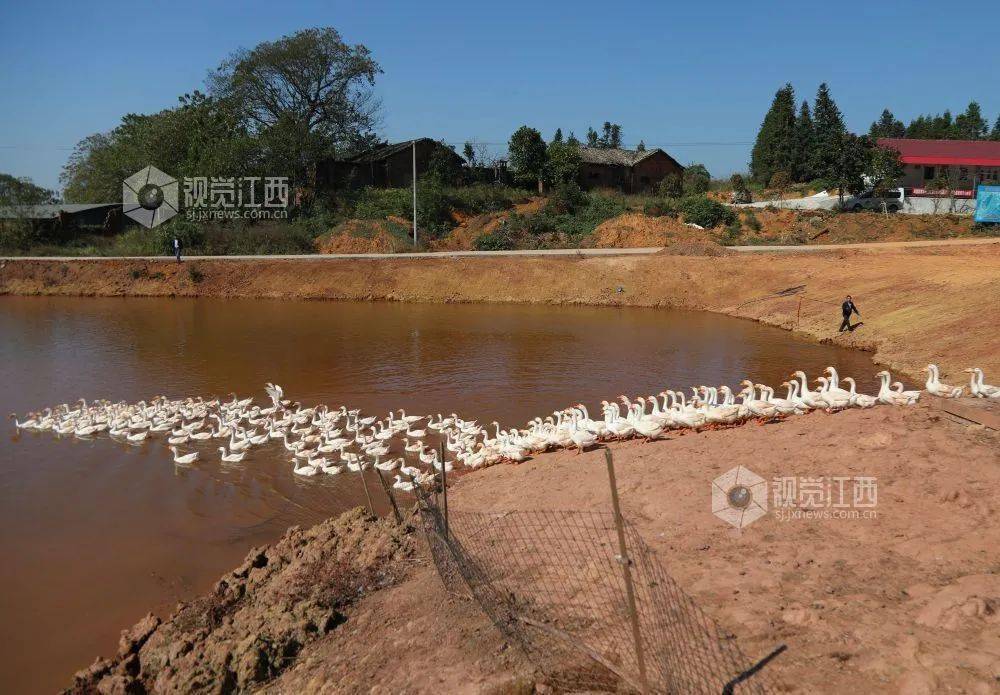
[577,146,684,193]
[877,138,1000,198]
[316,138,465,190]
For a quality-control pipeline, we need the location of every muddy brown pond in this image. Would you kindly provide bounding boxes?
[0,296,882,693]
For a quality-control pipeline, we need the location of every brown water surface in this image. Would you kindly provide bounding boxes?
[0,296,880,693]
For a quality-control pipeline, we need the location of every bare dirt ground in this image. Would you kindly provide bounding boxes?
[4,242,998,381]
[444,400,1000,693]
[69,400,999,694]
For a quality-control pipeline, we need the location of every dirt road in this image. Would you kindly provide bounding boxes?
[3,235,996,261]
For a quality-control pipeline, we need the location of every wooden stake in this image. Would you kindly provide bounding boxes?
[359,467,376,518]
[439,440,449,539]
[375,468,403,525]
[604,447,649,695]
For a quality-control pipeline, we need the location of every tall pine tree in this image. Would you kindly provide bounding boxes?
[869,109,905,139]
[750,83,797,185]
[954,101,988,140]
[809,83,846,183]
[792,100,815,182]
[991,116,1000,141]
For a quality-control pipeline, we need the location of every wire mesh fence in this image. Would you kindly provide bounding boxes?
[412,451,782,694]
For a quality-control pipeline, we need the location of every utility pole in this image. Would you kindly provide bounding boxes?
[412,140,417,245]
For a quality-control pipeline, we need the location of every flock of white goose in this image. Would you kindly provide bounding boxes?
[10,365,998,490]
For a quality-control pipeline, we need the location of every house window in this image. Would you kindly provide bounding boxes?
[979,168,998,183]
[923,166,936,181]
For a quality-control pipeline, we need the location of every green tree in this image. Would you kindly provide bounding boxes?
[682,163,711,195]
[831,133,872,208]
[991,116,1000,141]
[954,101,988,140]
[586,127,599,147]
[869,108,905,139]
[425,143,462,185]
[463,142,476,165]
[793,99,815,181]
[552,128,563,143]
[544,139,582,186]
[750,83,797,184]
[208,27,382,187]
[809,83,847,184]
[0,173,58,207]
[636,139,646,152]
[508,126,547,192]
[61,93,255,202]
[566,131,580,146]
[865,145,905,213]
[609,124,622,148]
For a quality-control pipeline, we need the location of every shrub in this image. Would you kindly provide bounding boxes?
[658,173,683,198]
[353,187,412,220]
[719,221,743,246]
[474,228,515,250]
[682,164,711,195]
[449,184,524,215]
[187,265,204,283]
[643,198,679,217]
[679,196,736,228]
[545,181,587,214]
[742,209,762,232]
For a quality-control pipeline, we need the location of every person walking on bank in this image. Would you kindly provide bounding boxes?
[839,295,860,332]
[173,237,181,263]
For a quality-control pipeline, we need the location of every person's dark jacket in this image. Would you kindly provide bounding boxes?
[842,299,860,317]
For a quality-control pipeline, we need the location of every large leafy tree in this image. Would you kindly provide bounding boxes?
[508,126,547,192]
[750,84,797,185]
[809,83,847,183]
[61,93,254,202]
[208,27,382,185]
[0,173,58,207]
[544,139,582,186]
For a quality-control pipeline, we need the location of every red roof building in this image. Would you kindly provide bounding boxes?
[877,138,1000,196]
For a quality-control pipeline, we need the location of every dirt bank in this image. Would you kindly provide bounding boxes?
[446,399,1000,693]
[3,242,998,380]
[66,509,416,694]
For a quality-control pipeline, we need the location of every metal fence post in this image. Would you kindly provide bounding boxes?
[604,447,650,695]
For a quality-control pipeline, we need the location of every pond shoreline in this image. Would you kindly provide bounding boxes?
[3,243,998,379]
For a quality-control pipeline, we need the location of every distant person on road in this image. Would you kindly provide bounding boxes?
[173,237,181,263]
[839,295,860,332]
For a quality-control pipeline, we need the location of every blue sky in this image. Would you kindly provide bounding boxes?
[1,0,998,192]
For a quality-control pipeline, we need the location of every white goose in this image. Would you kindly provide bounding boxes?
[218,447,246,463]
[922,364,963,398]
[965,368,1000,399]
[169,446,199,464]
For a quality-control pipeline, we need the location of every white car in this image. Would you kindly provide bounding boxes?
[843,188,905,212]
